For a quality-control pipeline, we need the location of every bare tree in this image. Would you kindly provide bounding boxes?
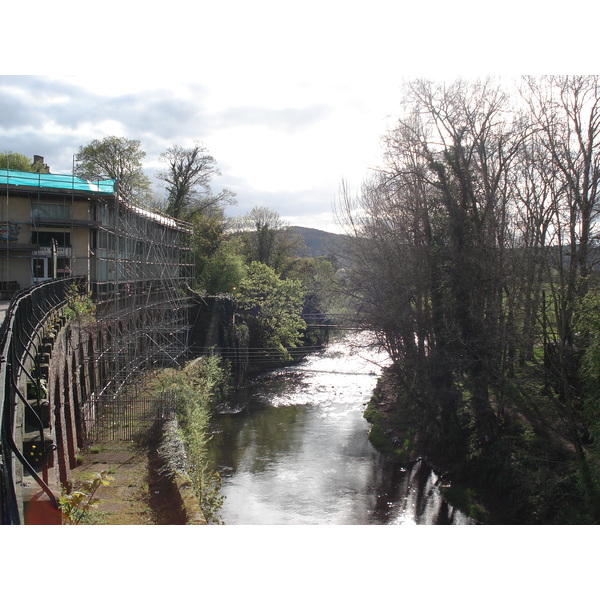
[335,76,600,521]
[523,76,600,295]
[229,206,304,275]
[403,79,523,443]
[337,78,526,447]
[521,76,600,519]
[157,142,236,219]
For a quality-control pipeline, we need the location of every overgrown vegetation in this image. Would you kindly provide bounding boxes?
[62,282,96,322]
[236,261,306,360]
[193,205,344,368]
[150,355,231,523]
[59,470,114,524]
[337,76,600,524]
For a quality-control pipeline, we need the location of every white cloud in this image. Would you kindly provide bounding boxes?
[3,1,596,231]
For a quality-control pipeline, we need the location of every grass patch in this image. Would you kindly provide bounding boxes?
[367,422,415,462]
[440,485,489,523]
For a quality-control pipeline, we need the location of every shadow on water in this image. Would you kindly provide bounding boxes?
[367,458,474,525]
[208,333,475,525]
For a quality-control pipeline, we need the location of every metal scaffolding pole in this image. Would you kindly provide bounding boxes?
[90,195,194,407]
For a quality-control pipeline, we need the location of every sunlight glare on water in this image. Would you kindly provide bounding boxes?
[208,332,474,525]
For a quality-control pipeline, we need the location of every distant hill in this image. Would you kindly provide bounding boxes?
[290,226,349,261]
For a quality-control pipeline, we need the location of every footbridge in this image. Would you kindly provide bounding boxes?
[302,312,366,330]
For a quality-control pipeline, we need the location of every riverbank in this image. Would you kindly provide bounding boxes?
[363,367,501,523]
[363,363,589,524]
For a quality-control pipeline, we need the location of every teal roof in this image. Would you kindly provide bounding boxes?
[0,169,115,195]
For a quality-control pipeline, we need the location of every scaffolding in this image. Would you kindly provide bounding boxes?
[88,196,195,402]
[1,167,196,433]
[0,168,196,522]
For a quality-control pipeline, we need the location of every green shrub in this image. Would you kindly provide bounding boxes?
[150,356,230,523]
[59,470,114,524]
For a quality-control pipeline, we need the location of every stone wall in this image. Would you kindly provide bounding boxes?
[20,315,100,501]
[156,419,207,525]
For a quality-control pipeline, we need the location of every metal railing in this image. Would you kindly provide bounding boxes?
[0,277,84,524]
[86,392,178,442]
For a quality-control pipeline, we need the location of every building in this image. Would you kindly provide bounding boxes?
[0,165,115,297]
[0,162,194,352]
[0,161,196,522]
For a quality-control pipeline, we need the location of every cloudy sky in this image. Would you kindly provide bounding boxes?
[1,1,595,233]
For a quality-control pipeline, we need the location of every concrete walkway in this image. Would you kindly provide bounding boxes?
[68,439,188,525]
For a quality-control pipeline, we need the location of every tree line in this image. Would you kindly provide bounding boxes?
[72,137,342,363]
[337,76,600,523]
[5,137,340,366]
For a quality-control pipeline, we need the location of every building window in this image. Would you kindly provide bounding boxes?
[31,231,71,247]
[32,203,71,221]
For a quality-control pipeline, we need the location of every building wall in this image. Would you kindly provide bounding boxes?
[71,227,90,280]
[0,192,92,291]
[1,180,195,522]
[0,193,30,222]
[0,193,33,290]
[0,257,29,291]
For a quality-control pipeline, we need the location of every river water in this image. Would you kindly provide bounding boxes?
[208,332,474,525]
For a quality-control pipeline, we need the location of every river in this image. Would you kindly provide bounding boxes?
[207,332,474,525]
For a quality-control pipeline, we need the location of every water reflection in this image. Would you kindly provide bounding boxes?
[208,333,474,525]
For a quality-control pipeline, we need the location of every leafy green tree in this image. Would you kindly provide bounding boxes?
[200,240,248,294]
[285,256,338,315]
[0,151,47,172]
[74,136,151,202]
[237,261,306,356]
[189,209,227,279]
[284,256,341,346]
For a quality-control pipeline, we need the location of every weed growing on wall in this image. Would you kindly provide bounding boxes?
[63,282,96,322]
[150,355,230,523]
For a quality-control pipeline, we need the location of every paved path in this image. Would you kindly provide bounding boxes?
[69,442,156,524]
[68,439,187,525]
